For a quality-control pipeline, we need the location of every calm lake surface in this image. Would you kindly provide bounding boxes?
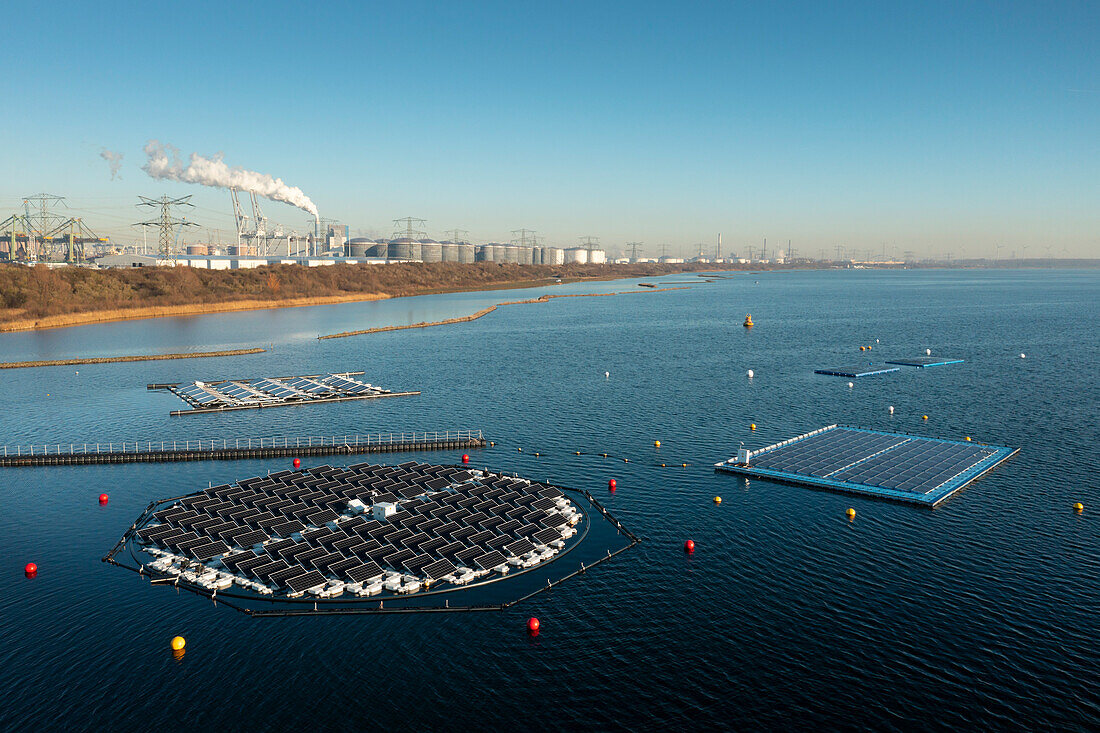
[1,269,1097,730]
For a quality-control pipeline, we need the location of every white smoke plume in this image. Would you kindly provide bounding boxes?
[142,140,319,220]
[100,148,124,179]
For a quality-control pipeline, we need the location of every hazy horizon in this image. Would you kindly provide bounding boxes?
[1,1,1097,259]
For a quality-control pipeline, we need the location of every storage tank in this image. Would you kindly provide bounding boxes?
[347,238,372,257]
[186,245,208,256]
[588,249,607,264]
[500,245,520,263]
[518,246,533,265]
[388,237,421,261]
[419,239,442,263]
[440,242,460,262]
[227,245,257,257]
[541,247,564,265]
[367,242,388,257]
[564,247,589,264]
[475,245,494,262]
[531,247,542,265]
[458,243,476,263]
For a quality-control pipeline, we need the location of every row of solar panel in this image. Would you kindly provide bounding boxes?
[171,373,384,408]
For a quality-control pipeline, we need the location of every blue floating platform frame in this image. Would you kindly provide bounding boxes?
[814,364,901,377]
[714,424,1017,507]
[884,357,964,368]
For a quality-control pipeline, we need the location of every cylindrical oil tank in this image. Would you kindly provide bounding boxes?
[186,245,209,256]
[501,245,520,263]
[441,242,460,262]
[531,247,542,265]
[484,244,503,262]
[419,239,443,263]
[367,242,388,257]
[564,247,589,264]
[347,238,372,257]
[457,243,476,263]
[475,245,493,262]
[388,237,421,261]
[541,247,563,265]
[588,249,607,264]
[518,246,533,265]
[227,245,256,257]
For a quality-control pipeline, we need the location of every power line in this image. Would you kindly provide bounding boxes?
[135,195,197,258]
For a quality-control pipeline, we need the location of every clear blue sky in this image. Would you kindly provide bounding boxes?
[1,0,1096,258]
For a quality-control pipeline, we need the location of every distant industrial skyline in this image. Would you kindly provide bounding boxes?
[1,1,1097,258]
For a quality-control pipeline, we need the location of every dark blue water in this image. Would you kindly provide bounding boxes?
[1,269,1097,730]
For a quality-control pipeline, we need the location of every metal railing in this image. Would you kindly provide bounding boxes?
[1,429,483,457]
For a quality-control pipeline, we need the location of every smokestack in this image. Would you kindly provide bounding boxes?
[142,140,319,220]
[717,233,721,260]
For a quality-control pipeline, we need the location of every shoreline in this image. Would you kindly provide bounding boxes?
[0,347,266,370]
[0,267,716,334]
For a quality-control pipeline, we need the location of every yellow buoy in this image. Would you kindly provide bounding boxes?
[713,496,722,504]
[575,451,580,455]
[661,463,666,467]
[860,346,865,351]
[171,636,186,651]
[623,458,629,463]
[965,436,971,442]
[1074,502,1084,513]
[750,423,756,430]
[846,508,856,518]
[489,441,495,446]
[535,452,540,457]
[682,463,688,467]
[922,415,929,420]
[654,440,661,448]
[517,447,522,452]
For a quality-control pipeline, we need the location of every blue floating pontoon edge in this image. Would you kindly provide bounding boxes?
[814,365,901,377]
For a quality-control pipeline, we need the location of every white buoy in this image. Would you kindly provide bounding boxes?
[925,348,931,356]
[747,369,754,378]
[1020,353,1026,359]
[604,371,610,378]
[875,339,879,343]
[847,382,854,388]
[888,406,895,414]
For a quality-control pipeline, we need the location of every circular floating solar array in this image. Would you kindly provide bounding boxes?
[109,460,636,614]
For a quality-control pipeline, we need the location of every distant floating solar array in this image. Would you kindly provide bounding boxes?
[715,425,1016,506]
[815,356,963,377]
[111,460,633,610]
[150,371,420,414]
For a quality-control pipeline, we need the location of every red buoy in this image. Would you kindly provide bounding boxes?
[608,478,617,491]
[98,493,109,504]
[683,539,695,553]
[527,617,540,633]
[25,562,38,576]
[461,454,470,464]
[293,458,301,469]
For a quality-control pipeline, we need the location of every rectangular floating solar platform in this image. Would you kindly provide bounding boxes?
[715,424,1017,507]
[148,370,419,415]
[814,364,901,378]
[884,357,965,368]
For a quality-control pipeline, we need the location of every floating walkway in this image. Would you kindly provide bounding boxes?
[885,357,965,368]
[0,430,484,467]
[814,364,901,378]
[149,371,417,415]
[715,425,1016,506]
[103,460,638,615]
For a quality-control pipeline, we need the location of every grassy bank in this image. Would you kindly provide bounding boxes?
[0,261,726,332]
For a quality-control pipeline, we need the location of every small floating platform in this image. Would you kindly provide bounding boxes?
[885,357,964,368]
[715,425,1016,506]
[150,371,418,415]
[814,364,900,378]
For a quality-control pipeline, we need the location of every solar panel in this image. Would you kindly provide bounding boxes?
[231,529,269,548]
[454,546,482,566]
[485,535,511,550]
[402,554,433,574]
[423,558,456,580]
[381,548,414,569]
[190,541,230,561]
[346,561,384,583]
[310,552,345,571]
[285,570,327,593]
[532,497,558,511]
[539,486,564,499]
[532,527,561,545]
[467,530,496,547]
[474,550,507,570]
[305,509,338,526]
[505,538,535,556]
[270,565,309,587]
[235,555,271,575]
[252,559,290,581]
[437,541,467,559]
[269,520,305,538]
